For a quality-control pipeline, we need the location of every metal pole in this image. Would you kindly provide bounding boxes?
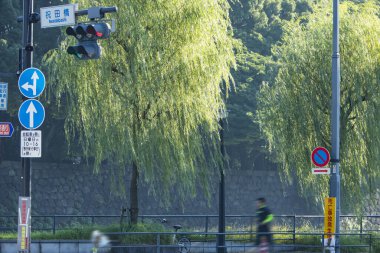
[293,215,296,245]
[21,1,34,252]
[330,0,341,251]
[21,0,34,196]
[217,118,226,253]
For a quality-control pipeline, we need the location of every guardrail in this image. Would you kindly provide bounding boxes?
[102,231,376,253]
[0,214,379,235]
[0,232,376,253]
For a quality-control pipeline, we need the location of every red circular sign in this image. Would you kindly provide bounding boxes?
[311,147,330,167]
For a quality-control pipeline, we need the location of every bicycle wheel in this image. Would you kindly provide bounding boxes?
[177,237,191,253]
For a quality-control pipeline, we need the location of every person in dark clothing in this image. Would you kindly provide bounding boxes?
[256,197,273,247]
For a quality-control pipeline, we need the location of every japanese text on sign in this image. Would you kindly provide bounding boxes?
[324,197,336,240]
[40,4,76,28]
[0,82,8,110]
[0,124,10,135]
[21,130,42,158]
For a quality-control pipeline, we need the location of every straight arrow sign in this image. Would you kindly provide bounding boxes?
[26,101,37,128]
[18,99,45,130]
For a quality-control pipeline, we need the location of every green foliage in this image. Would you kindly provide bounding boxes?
[257,1,380,210]
[225,0,314,169]
[119,222,171,244]
[44,0,236,203]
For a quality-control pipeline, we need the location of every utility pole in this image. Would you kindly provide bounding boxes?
[217,116,227,253]
[330,0,341,251]
[19,1,38,252]
[21,0,34,199]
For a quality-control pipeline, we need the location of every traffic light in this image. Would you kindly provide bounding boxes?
[66,23,111,60]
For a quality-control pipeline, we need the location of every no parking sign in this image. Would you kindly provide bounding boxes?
[311,147,330,167]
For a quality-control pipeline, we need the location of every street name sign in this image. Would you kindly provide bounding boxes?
[17,197,31,252]
[312,168,331,175]
[18,68,45,98]
[311,146,330,167]
[18,100,45,130]
[21,130,42,158]
[0,122,14,137]
[41,4,76,28]
[0,82,8,110]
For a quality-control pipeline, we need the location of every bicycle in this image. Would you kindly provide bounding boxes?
[173,224,191,253]
[161,219,191,253]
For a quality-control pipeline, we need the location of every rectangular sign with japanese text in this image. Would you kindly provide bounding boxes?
[21,130,42,158]
[0,82,8,110]
[324,197,336,246]
[17,197,31,252]
[40,4,76,28]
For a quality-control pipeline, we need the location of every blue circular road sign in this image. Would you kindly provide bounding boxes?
[18,68,46,98]
[18,99,45,130]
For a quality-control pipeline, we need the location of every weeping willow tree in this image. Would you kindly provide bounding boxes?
[44,0,236,222]
[256,1,380,211]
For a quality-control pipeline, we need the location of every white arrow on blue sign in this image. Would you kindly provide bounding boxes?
[18,99,45,130]
[18,68,46,99]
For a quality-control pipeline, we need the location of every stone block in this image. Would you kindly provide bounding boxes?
[59,242,80,253]
[41,242,59,253]
[2,242,17,253]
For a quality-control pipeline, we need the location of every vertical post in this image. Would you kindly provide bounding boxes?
[322,234,326,253]
[330,0,341,251]
[53,215,56,234]
[20,1,34,251]
[217,117,226,253]
[21,0,34,196]
[293,215,296,245]
[156,234,160,253]
[249,216,253,241]
[205,216,209,234]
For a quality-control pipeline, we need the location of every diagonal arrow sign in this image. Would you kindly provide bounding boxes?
[21,71,39,96]
[26,101,37,128]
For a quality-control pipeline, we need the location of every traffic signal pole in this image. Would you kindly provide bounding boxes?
[21,0,34,198]
[330,0,341,251]
[217,117,226,253]
[20,1,35,252]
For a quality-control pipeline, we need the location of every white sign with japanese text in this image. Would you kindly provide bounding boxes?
[21,130,42,158]
[40,4,76,28]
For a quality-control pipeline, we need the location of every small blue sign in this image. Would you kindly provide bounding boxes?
[0,122,14,137]
[18,100,45,130]
[18,68,46,98]
[0,82,8,110]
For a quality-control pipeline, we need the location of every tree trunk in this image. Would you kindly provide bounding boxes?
[129,161,139,224]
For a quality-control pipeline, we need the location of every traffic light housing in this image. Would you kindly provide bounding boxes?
[66,23,111,60]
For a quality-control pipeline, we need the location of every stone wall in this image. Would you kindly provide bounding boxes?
[0,160,312,216]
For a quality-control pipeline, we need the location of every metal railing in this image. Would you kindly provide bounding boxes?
[0,214,379,235]
[101,231,376,253]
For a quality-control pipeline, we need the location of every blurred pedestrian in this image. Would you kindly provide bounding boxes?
[255,197,273,247]
[91,230,111,253]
